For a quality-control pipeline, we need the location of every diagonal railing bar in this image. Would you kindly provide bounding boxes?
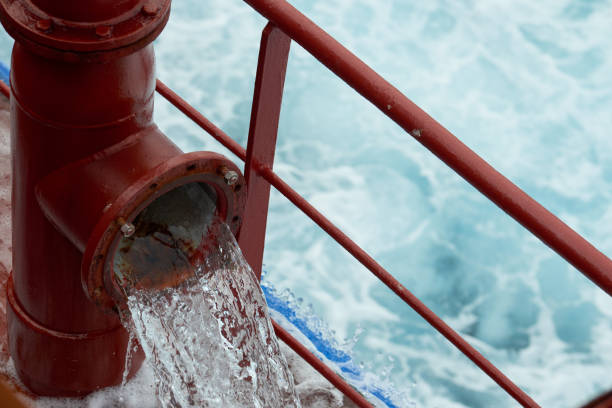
[156,80,246,162]
[242,0,612,298]
[238,23,291,280]
[271,319,374,408]
[0,79,9,98]
[155,80,540,408]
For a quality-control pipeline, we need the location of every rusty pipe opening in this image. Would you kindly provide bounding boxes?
[36,144,247,314]
[112,182,218,295]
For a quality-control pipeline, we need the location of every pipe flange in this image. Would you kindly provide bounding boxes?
[81,152,247,313]
[0,0,171,62]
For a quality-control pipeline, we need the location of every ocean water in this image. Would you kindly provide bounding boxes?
[2,0,612,407]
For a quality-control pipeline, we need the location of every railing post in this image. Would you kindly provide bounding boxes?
[238,23,291,279]
[242,0,612,297]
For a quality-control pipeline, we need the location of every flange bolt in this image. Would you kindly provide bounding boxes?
[118,218,136,238]
[143,1,160,16]
[221,167,239,186]
[35,19,52,32]
[95,25,112,38]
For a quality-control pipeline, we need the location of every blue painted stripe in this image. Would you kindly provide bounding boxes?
[0,60,9,85]
[262,281,401,407]
[262,285,351,363]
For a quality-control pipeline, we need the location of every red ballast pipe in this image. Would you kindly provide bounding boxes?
[242,0,612,297]
[0,0,247,396]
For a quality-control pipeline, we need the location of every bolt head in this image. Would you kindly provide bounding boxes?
[95,25,112,38]
[120,222,136,238]
[36,19,52,32]
[223,170,239,186]
[143,1,159,16]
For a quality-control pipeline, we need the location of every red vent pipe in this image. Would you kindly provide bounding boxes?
[0,0,246,396]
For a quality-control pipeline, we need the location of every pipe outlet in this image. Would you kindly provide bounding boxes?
[36,133,246,312]
[1,0,249,396]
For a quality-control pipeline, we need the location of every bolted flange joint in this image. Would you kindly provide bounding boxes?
[0,0,172,62]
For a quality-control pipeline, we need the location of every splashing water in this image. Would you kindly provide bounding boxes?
[114,184,301,408]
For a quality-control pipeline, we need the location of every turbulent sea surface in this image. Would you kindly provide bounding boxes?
[3,0,612,407]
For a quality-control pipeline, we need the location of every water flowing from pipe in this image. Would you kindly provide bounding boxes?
[114,186,301,407]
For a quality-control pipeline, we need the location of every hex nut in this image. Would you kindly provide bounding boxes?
[120,222,136,238]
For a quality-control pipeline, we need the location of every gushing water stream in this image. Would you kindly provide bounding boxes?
[114,184,301,407]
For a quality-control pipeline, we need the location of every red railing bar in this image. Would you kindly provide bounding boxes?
[0,80,9,98]
[238,23,291,280]
[242,0,612,297]
[271,320,374,408]
[581,390,612,408]
[155,80,247,162]
[155,83,539,408]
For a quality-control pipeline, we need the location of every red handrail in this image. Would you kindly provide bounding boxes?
[0,79,8,98]
[272,321,374,408]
